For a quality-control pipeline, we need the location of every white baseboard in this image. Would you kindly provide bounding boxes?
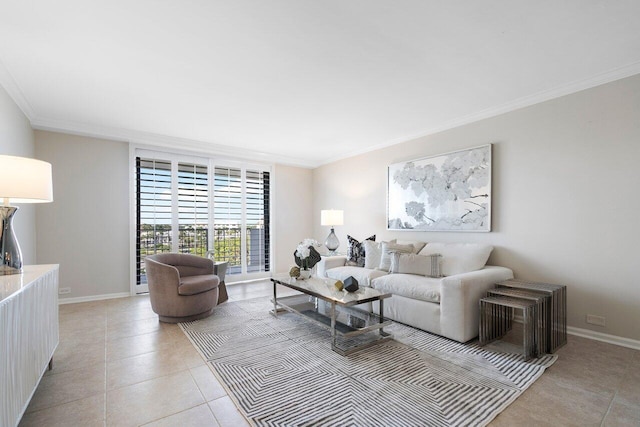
[512,315,640,350]
[58,292,131,305]
[227,277,271,285]
[567,326,640,351]
[56,281,270,305]
[56,279,266,305]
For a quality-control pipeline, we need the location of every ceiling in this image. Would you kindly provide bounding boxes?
[1,1,640,168]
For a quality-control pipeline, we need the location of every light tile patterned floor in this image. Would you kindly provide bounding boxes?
[19,280,640,426]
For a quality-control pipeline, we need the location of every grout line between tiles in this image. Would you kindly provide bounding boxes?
[138,402,209,426]
[600,391,618,427]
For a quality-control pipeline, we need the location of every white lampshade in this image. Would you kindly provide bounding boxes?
[0,155,53,204]
[321,209,343,226]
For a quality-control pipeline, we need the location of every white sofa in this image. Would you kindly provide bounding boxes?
[317,241,513,343]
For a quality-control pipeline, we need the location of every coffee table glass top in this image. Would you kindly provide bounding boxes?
[271,273,391,306]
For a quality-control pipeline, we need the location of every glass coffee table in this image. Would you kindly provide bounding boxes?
[270,274,393,355]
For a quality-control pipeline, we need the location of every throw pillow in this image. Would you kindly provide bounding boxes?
[418,243,493,276]
[390,252,443,278]
[363,238,398,269]
[346,234,375,267]
[363,240,384,269]
[378,242,414,271]
[395,240,427,253]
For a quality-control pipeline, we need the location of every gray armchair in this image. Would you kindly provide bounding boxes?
[145,253,222,323]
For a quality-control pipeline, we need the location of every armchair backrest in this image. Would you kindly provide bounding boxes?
[147,253,215,278]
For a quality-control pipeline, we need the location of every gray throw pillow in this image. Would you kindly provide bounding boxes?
[378,242,414,271]
[390,252,443,278]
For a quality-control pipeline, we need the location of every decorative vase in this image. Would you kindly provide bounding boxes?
[0,206,22,275]
[299,269,311,279]
[324,227,340,253]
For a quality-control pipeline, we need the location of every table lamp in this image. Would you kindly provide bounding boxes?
[0,155,53,275]
[320,209,343,255]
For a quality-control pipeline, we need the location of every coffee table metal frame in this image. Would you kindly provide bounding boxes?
[270,274,392,356]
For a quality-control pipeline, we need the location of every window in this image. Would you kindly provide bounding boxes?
[134,151,270,291]
[213,167,242,273]
[136,158,209,285]
[245,169,270,273]
[136,158,172,285]
[213,167,270,275]
[177,162,209,257]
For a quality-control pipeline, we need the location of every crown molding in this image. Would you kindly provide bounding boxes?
[31,117,317,169]
[0,58,36,119]
[317,62,640,167]
[5,58,640,170]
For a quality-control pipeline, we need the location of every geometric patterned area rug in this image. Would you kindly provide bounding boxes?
[180,298,556,427]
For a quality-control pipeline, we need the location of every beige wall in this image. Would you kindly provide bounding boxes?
[35,131,130,299]
[272,164,313,273]
[34,130,312,298]
[13,71,640,342]
[0,85,37,264]
[313,73,640,342]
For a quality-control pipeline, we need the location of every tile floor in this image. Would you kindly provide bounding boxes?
[19,280,640,427]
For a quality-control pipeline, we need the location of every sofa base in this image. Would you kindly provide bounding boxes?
[373,295,444,338]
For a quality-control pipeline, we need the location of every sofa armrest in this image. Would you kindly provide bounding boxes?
[439,266,514,342]
[316,256,347,277]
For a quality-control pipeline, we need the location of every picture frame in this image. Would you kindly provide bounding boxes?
[387,144,492,232]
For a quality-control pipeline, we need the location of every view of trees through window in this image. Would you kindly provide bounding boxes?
[136,157,270,285]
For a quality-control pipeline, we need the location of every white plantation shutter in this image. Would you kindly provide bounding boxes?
[136,158,172,284]
[212,167,270,274]
[245,169,270,273]
[213,167,243,272]
[177,162,209,256]
[135,151,271,287]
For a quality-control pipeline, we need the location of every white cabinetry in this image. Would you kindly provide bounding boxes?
[0,265,59,427]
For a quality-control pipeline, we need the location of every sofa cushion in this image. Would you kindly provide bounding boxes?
[379,242,415,271]
[363,240,383,269]
[418,243,493,276]
[371,274,441,303]
[179,274,220,296]
[395,240,427,253]
[325,266,388,287]
[390,252,442,278]
[346,234,375,267]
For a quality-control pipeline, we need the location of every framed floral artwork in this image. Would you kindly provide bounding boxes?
[387,144,492,232]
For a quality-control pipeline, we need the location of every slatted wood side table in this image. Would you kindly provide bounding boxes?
[479,296,540,361]
[497,279,567,352]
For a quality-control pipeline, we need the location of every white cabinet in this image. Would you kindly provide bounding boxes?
[0,265,59,427]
